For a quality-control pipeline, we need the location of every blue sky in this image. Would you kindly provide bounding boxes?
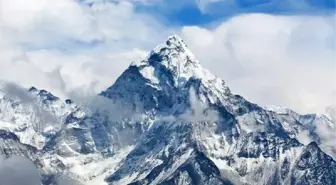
[131,0,336,25]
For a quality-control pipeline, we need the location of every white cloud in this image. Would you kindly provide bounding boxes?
[181,13,336,114]
[0,0,97,45]
[0,0,334,115]
[0,0,171,98]
[179,87,219,122]
[296,130,312,145]
[316,121,336,158]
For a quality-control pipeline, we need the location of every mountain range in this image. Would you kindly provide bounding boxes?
[0,35,335,185]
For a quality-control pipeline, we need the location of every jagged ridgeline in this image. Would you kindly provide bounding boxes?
[0,35,335,185]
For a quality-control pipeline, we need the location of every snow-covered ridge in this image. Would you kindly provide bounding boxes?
[99,35,336,184]
[0,86,77,149]
[263,105,293,115]
[265,105,333,125]
[0,34,335,185]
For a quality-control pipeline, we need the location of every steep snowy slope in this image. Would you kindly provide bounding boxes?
[0,35,334,185]
[99,35,336,185]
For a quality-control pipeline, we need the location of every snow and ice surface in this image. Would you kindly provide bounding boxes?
[0,35,335,185]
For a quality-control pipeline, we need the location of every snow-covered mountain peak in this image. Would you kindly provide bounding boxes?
[0,86,78,149]
[1,35,336,185]
[101,34,231,115]
[153,34,193,60]
[130,34,219,88]
[28,86,38,93]
[27,86,58,102]
[28,86,74,106]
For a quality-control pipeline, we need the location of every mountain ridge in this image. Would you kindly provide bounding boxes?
[0,34,335,185]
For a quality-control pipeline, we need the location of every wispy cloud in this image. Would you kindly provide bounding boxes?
[159,87,220,123]
[179,87,219,122]
[315,118,336,158]
[296,130,312,145]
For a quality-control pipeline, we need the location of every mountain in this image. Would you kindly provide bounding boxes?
[0,35,335,185]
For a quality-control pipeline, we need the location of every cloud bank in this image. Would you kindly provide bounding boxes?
[0,0,334,115]
[181,13,335,114]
